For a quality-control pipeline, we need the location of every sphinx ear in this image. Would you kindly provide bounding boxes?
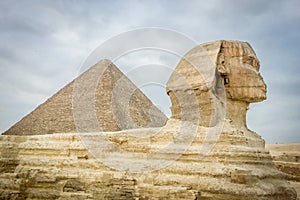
[216,42,230,75]
[216,43,230,85]
[217,63,230,86]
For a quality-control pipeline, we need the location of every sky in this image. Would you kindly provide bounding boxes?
[0,0,299,143]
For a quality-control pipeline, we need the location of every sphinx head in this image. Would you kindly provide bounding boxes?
[167,40,266,127]
[217,41,266,102]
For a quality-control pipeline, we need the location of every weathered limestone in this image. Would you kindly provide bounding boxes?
[167,40,266,127]
[266,143,300,196]
[0,132,203,200]
[3,59,167,135]
[0,40,297,199]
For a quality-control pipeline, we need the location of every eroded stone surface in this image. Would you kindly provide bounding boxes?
[266,143,300,196]
[167,40,266,127]
[0,40,297,199]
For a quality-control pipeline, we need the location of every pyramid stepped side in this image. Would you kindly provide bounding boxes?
[3,81,76,135]
[3,59,167,135]
[95,61,167,131]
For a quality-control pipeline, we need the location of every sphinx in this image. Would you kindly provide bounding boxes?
[100,40,296,199]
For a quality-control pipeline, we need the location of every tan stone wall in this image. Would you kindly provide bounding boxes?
[266,143,300,196]
[0,121,297,199]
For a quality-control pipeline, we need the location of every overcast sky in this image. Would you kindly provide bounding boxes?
[0,0,299,143]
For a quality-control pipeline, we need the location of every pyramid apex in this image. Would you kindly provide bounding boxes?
[99,59,113,65]
[95,59,118,67]
[91,59,119,72]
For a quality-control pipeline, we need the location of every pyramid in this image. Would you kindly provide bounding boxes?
[3,59,167,135]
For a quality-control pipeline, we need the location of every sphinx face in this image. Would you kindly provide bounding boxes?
[217,41,267,103]
[166,40,267,126]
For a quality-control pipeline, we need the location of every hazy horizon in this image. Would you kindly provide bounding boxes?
[0,0,299,143]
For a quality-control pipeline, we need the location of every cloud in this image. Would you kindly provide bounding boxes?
[0,0,299,143]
